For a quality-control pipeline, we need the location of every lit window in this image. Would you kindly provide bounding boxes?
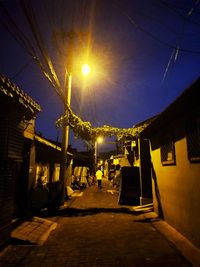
[160,134,176,165]
[186,117,200,162]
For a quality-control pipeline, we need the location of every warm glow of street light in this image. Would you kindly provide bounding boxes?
[82,63,91,76]
[97,136,103,143]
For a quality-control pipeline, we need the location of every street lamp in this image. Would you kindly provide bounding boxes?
[94,136,103,172]
[60,63,90,203]
[82,63,91,76]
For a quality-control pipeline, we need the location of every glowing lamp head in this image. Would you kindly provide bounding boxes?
[82,63,91,76]
[97,136,103,143]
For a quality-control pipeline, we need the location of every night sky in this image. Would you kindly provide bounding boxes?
[1,0,200,151]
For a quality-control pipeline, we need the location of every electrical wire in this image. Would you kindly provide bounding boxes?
[157,0,200,27]
[11,59,33,80]
[0,1,66,103]
[162,0,200,82]
[2,0,200,139]
[20,0,64,98]
[112,0,200,55]
[41,0,97,126]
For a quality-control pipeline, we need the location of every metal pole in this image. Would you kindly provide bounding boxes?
[59,31,74,204]
[60,73,72,203]
[138,137,144,205]
[94,141,97,173]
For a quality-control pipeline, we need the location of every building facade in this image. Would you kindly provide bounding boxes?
[0,74,41,247]
[142,78,200,248]
[108,117,155,205]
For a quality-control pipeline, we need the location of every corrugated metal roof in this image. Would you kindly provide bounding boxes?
[35,135,73,156]
[0,74,41,115]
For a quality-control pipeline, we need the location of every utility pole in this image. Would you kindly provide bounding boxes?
[94,140,97,173]
[59,31,90,203]
[59,32,74,203]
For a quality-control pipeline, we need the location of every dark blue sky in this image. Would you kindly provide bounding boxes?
[1,0,200,151]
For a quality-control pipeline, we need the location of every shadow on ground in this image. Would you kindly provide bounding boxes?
[10,238,35,246]
[41,207,149,218]
[133,217,160,223]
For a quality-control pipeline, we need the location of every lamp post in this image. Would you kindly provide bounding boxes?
[60,63,91,203]
[60,72,72,203]
[94,136,103,172]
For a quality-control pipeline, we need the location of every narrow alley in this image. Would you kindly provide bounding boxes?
[0,179,194,267]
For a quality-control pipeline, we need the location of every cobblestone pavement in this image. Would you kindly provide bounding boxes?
[0,180,193,267]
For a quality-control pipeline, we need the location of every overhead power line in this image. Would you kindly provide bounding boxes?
[162,0,200,82]
[11,59,32,80]
[157,0,200,27]
[113,0,200,55]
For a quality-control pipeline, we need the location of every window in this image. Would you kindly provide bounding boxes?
[36,164,49,185]
[53,164,60,182]
[160,134,176,165]
[186,117,200,162]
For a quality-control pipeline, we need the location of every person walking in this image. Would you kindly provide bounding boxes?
[95,167,103,189]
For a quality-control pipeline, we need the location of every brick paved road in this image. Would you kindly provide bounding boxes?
[0,180,192,267]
